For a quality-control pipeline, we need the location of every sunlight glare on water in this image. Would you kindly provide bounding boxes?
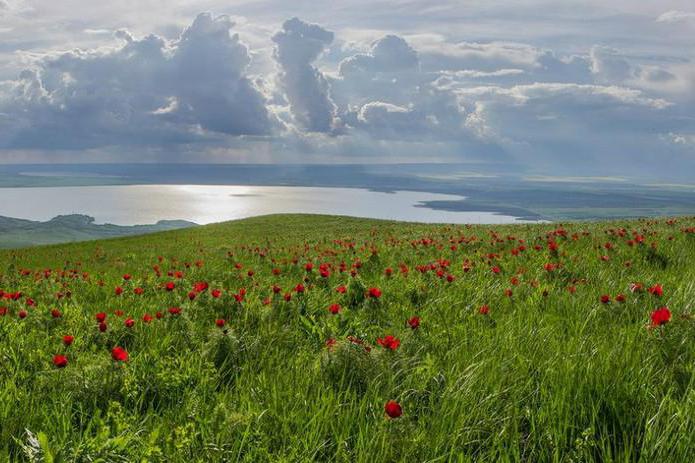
[0,185,536,225]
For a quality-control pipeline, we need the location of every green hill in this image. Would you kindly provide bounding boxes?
[1,214,695,461]
[0,214,197,249]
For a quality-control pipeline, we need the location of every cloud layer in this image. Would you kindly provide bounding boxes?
[0,1,693,178]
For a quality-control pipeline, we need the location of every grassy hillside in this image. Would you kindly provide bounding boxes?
[0,214,196,249]
[1,214,695,461]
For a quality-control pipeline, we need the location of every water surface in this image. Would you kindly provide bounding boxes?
[0,185,534,225]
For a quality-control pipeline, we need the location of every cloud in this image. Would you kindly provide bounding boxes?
[657,10,695,23]
[271,17,338,133]
[0,13,273,150]
[590,46,634,83]
[339,35,419,76]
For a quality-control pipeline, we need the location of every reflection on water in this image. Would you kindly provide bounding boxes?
[0,185,534,225]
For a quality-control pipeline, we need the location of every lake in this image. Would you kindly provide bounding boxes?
[0,184,535,225]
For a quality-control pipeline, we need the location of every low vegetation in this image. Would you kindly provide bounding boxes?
[1,214,694,461]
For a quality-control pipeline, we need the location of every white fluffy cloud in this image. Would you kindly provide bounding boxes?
[271,17,338,133]
[0,13,274,149]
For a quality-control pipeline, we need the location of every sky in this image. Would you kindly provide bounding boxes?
[0,0,693,179]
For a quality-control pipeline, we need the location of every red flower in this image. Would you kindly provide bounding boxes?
[98,322,107,332]
[123,274,131,281]
[124,318,135,328]
[407,316,420,330]
[650,307,671,326]
[479,305,490,315]
[62,335,74,346]
[384,400,402,419]
[51,309,62,318]
[211,289,222,298]
[376,335,400,351]
[165,282,176,291]
[193,281,209,293]
[142,314,153,323]
[648,284,664,297]
[328,303,341,315]
[114,286,123,296]
[336,285,347,294]
[53,354,68,368]
[134,287,144,295]
[600,295,611,304]
[615,294,626,303]
[215,319,225,328]
[168,307,182,316]
[18,310,27,319]
[96,312,106,323]
[111,346,129,362]
[295,284,305,293]
[368,287,382,299]
[325,338,337,350]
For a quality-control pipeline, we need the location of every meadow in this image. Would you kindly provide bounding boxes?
[1,214,695,462]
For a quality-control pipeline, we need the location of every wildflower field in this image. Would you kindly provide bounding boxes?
[1,214,695,462]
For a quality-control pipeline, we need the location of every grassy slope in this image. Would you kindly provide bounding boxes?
[1,214,695,462]
[0,214,196,249]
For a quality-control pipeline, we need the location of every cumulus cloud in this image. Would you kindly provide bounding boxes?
[339,35,419,76]
[271,17,338,133]
[590,46,634,83]
[0,12,273,150]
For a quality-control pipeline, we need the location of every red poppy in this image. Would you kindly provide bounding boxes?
[615,294,626,303]
[368,287,382,299]
[123,274,131,281]
[98,322,107,332]
[62,335,74,346]
[648,284,664,297]
[114,286,123,296]
[18,310,27,319]
[336,285,347,294]
[407,316,420,330]
[600,295,611,304]
[111,346,129,362]
[53,354,68,368]
[328,303,341,314]
[96,312,106,323]
[134,287,144,295]
[376,335,400,351]
[211,289,221,298]
[384,400,402,419]
[650,307,671,326]
[168,307,182,316]
[124,318,135,328]
[479,305,490,315]
[165,282,176,291]
[142,314,153,323]
[215,319,225,328]
[51,309,62,318]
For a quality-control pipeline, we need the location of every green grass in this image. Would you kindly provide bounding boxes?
[1,214,695,462]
